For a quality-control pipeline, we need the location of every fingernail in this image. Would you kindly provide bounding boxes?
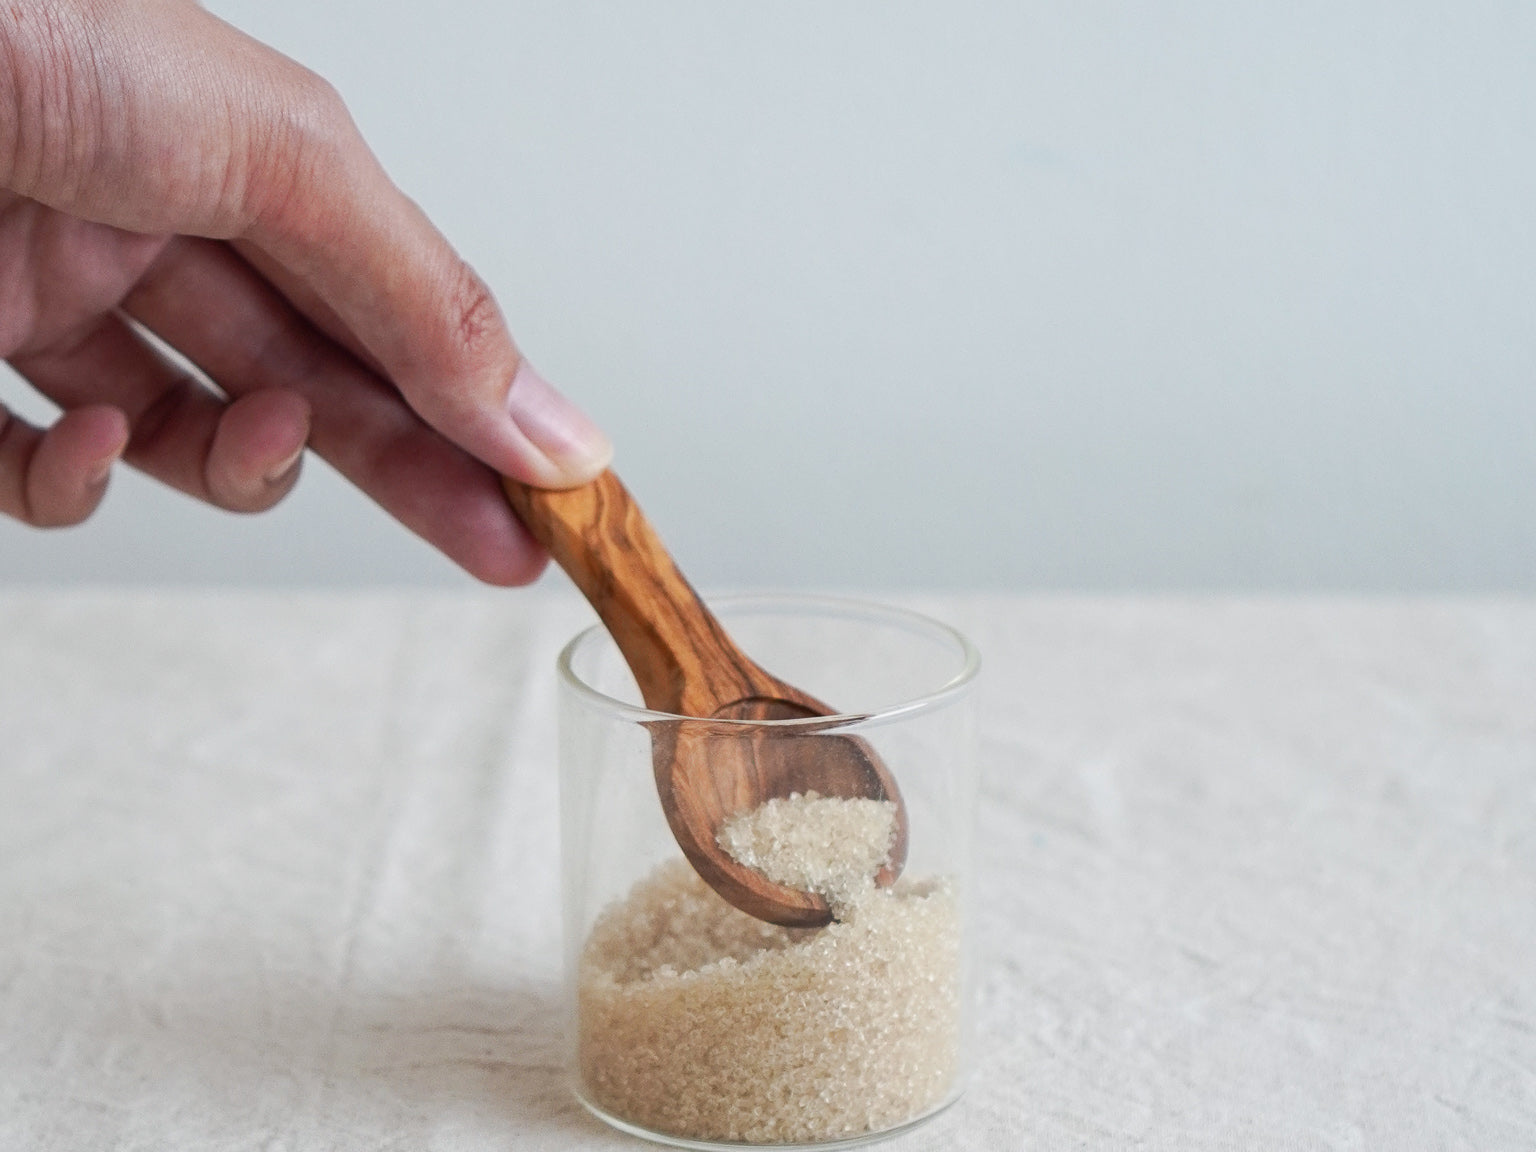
[264,444,305,485]
[507,360,613,485]
[87,458,114,489]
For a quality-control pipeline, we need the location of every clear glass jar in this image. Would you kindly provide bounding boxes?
[557,594,980,1149]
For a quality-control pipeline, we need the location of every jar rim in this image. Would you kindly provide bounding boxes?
[556,592,981,728]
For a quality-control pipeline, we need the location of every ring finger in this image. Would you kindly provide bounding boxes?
[9,313,312,514]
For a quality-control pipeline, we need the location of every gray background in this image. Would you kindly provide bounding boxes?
[2,1,1532,590]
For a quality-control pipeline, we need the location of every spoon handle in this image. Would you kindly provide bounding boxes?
[502,471,757,716]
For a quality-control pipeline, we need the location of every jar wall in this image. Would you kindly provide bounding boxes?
[557,596,979,1149]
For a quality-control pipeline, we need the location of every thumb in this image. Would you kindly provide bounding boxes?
[501,358,614,488]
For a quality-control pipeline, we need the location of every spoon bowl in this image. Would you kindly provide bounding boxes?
[650,690,907,927]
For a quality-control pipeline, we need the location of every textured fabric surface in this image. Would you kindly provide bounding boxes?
[1,592,1532,1150]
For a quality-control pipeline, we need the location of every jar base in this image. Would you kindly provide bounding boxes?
[573,1085,965,1150]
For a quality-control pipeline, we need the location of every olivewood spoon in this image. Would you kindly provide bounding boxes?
[503,469,907,928]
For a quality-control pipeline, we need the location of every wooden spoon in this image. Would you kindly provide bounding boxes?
[503,469,907,927]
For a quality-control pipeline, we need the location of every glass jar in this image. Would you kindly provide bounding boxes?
[557,594,980,1149]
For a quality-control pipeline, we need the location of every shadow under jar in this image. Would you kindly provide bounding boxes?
[557,595,980,1149]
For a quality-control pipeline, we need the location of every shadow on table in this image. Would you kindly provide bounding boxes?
[98,957,618,1146]
[336,975,605,1141]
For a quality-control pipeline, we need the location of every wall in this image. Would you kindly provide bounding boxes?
[3,1,1532,589]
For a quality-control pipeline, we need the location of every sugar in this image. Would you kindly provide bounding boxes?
[577,865,960,1143]
[717,791,898,919]
[577,793,960,1145]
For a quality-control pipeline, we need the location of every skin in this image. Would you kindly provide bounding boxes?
[0,0,612,584]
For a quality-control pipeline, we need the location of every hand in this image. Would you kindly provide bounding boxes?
[0,0,611,583]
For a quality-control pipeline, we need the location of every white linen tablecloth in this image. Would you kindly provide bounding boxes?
[1,592,1532,1150]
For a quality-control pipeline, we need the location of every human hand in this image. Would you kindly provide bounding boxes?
[0,0,611,583]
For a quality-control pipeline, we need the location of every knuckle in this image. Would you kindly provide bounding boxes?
[282,67,351,144]
[442,263,507,366]
[244,63,356,232]
[397,263,514,428]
